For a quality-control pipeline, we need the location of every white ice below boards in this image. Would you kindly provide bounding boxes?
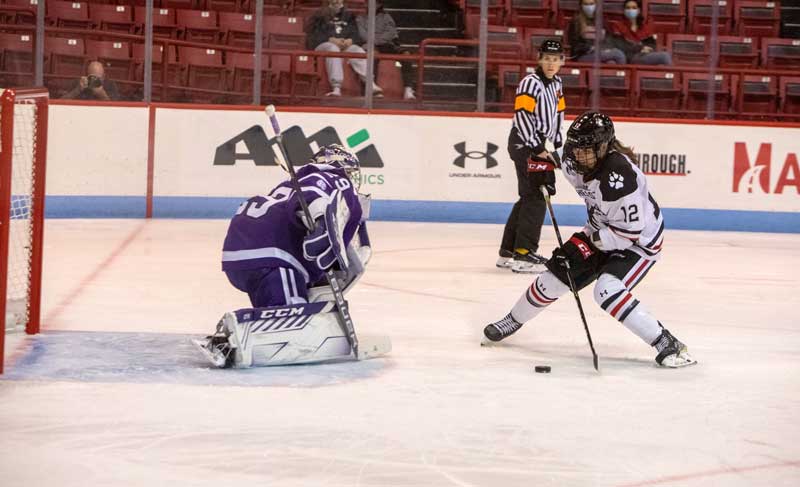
[1,220,799,487]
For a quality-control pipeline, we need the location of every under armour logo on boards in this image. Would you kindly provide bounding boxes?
[453,142,498,169]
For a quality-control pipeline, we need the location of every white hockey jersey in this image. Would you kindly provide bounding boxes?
[561,150,665,260]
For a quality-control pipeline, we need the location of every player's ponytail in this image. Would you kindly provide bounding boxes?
[611,139,638,165]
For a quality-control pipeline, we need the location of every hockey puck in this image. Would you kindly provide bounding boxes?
[534,365,551,373]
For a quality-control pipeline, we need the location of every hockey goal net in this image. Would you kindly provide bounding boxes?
[0,88,48,374]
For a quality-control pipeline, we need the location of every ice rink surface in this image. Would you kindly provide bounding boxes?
[2,219,799,486]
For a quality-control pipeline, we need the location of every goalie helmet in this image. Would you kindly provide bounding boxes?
[563,111,615,175]
[311,144,361,191]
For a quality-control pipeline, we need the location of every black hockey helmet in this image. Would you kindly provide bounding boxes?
[563,112,616,174]
[539,39,564,56]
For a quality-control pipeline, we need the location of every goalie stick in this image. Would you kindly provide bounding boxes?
[541,185,600,371]
[264,105,360,359]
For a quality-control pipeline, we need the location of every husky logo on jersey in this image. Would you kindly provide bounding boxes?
[453,142,498,169]
[608,172,624,189]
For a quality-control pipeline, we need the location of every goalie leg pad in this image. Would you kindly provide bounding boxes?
[225,302,354,367]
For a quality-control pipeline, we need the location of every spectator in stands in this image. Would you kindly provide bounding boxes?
[608,0,673,65]
[356,2,417,100]
[568,0,627,64]
[306,0,383,97]
[64,61,121,101]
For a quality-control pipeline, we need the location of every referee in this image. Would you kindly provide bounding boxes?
[497,39,566,273]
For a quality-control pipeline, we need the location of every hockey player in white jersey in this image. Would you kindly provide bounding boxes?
[483,112,695,368]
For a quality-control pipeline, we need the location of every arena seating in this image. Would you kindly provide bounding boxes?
[0,0,797,119]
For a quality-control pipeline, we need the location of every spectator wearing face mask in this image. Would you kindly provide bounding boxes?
[568,0,627,64]
[608,0,673,65]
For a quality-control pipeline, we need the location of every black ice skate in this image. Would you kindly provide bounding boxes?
[482,313,524,345]
[511,251,548,274]
[652,329,697,368]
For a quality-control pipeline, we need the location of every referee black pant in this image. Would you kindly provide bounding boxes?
[500,130,548,257]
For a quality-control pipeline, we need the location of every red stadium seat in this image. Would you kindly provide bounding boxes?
[599,0,626,24]
[486,25,525,58]
[376,59,405,99]
[226,51,269,94]
[45,36,86,76]
[761,37,800,69]
[635,69,681,113]
[560,66,589,110]
[271,53,319,96]
[687,0,732,35]
[205,0,240,12]
[643,0,686,34]
[90,4,135,33]
[682,71,733,113]
[667,33,712,65]
[268,33,306,50]
[462,0,505,37]
[508,0,555,28]
[162,0,196,9]
[0,32,34,85]
[555,0,578,29]
[734,0,780,38]
[134,7,179,38]
[132,43,179,86]
[597,68,631,111]
[47,0,91,29]
[497,65,530,103]
[737,74,778,115]
[264,15,304,35]
[779,76,800,115]
[219,11,256,46]
[1,0,38,25]
[717,35,759,68]
[180,46,227,92]
[176,9,221,43]
[86,39,134,81]
[524,27,566,60]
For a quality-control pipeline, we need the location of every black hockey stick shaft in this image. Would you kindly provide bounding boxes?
[540,186,599,371]
[265,107,360,358]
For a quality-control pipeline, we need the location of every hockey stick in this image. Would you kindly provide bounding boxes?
[264,105,360,359]
[540,186,599,371]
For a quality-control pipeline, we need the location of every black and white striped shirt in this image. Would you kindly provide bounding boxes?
[513,70,566,154]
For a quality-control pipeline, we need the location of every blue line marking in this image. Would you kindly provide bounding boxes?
[43,195,800,233]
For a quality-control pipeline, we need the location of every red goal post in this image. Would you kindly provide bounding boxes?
[0,88,48,374]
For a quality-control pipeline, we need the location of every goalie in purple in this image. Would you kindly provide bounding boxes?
[221,144,368,307]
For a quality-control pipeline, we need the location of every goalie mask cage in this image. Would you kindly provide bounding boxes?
[0,88,48,375]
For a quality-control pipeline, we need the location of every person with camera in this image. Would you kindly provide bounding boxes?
[64,61,121,101]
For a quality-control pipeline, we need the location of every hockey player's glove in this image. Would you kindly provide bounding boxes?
[545,232,602,290]
[527,156,557,196]
[302,218,338,271]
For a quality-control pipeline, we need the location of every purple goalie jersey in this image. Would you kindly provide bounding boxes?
[221,163,363,284]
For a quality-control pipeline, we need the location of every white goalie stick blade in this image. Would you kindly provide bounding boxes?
[658,350,698,368]
[356,335,392,360]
